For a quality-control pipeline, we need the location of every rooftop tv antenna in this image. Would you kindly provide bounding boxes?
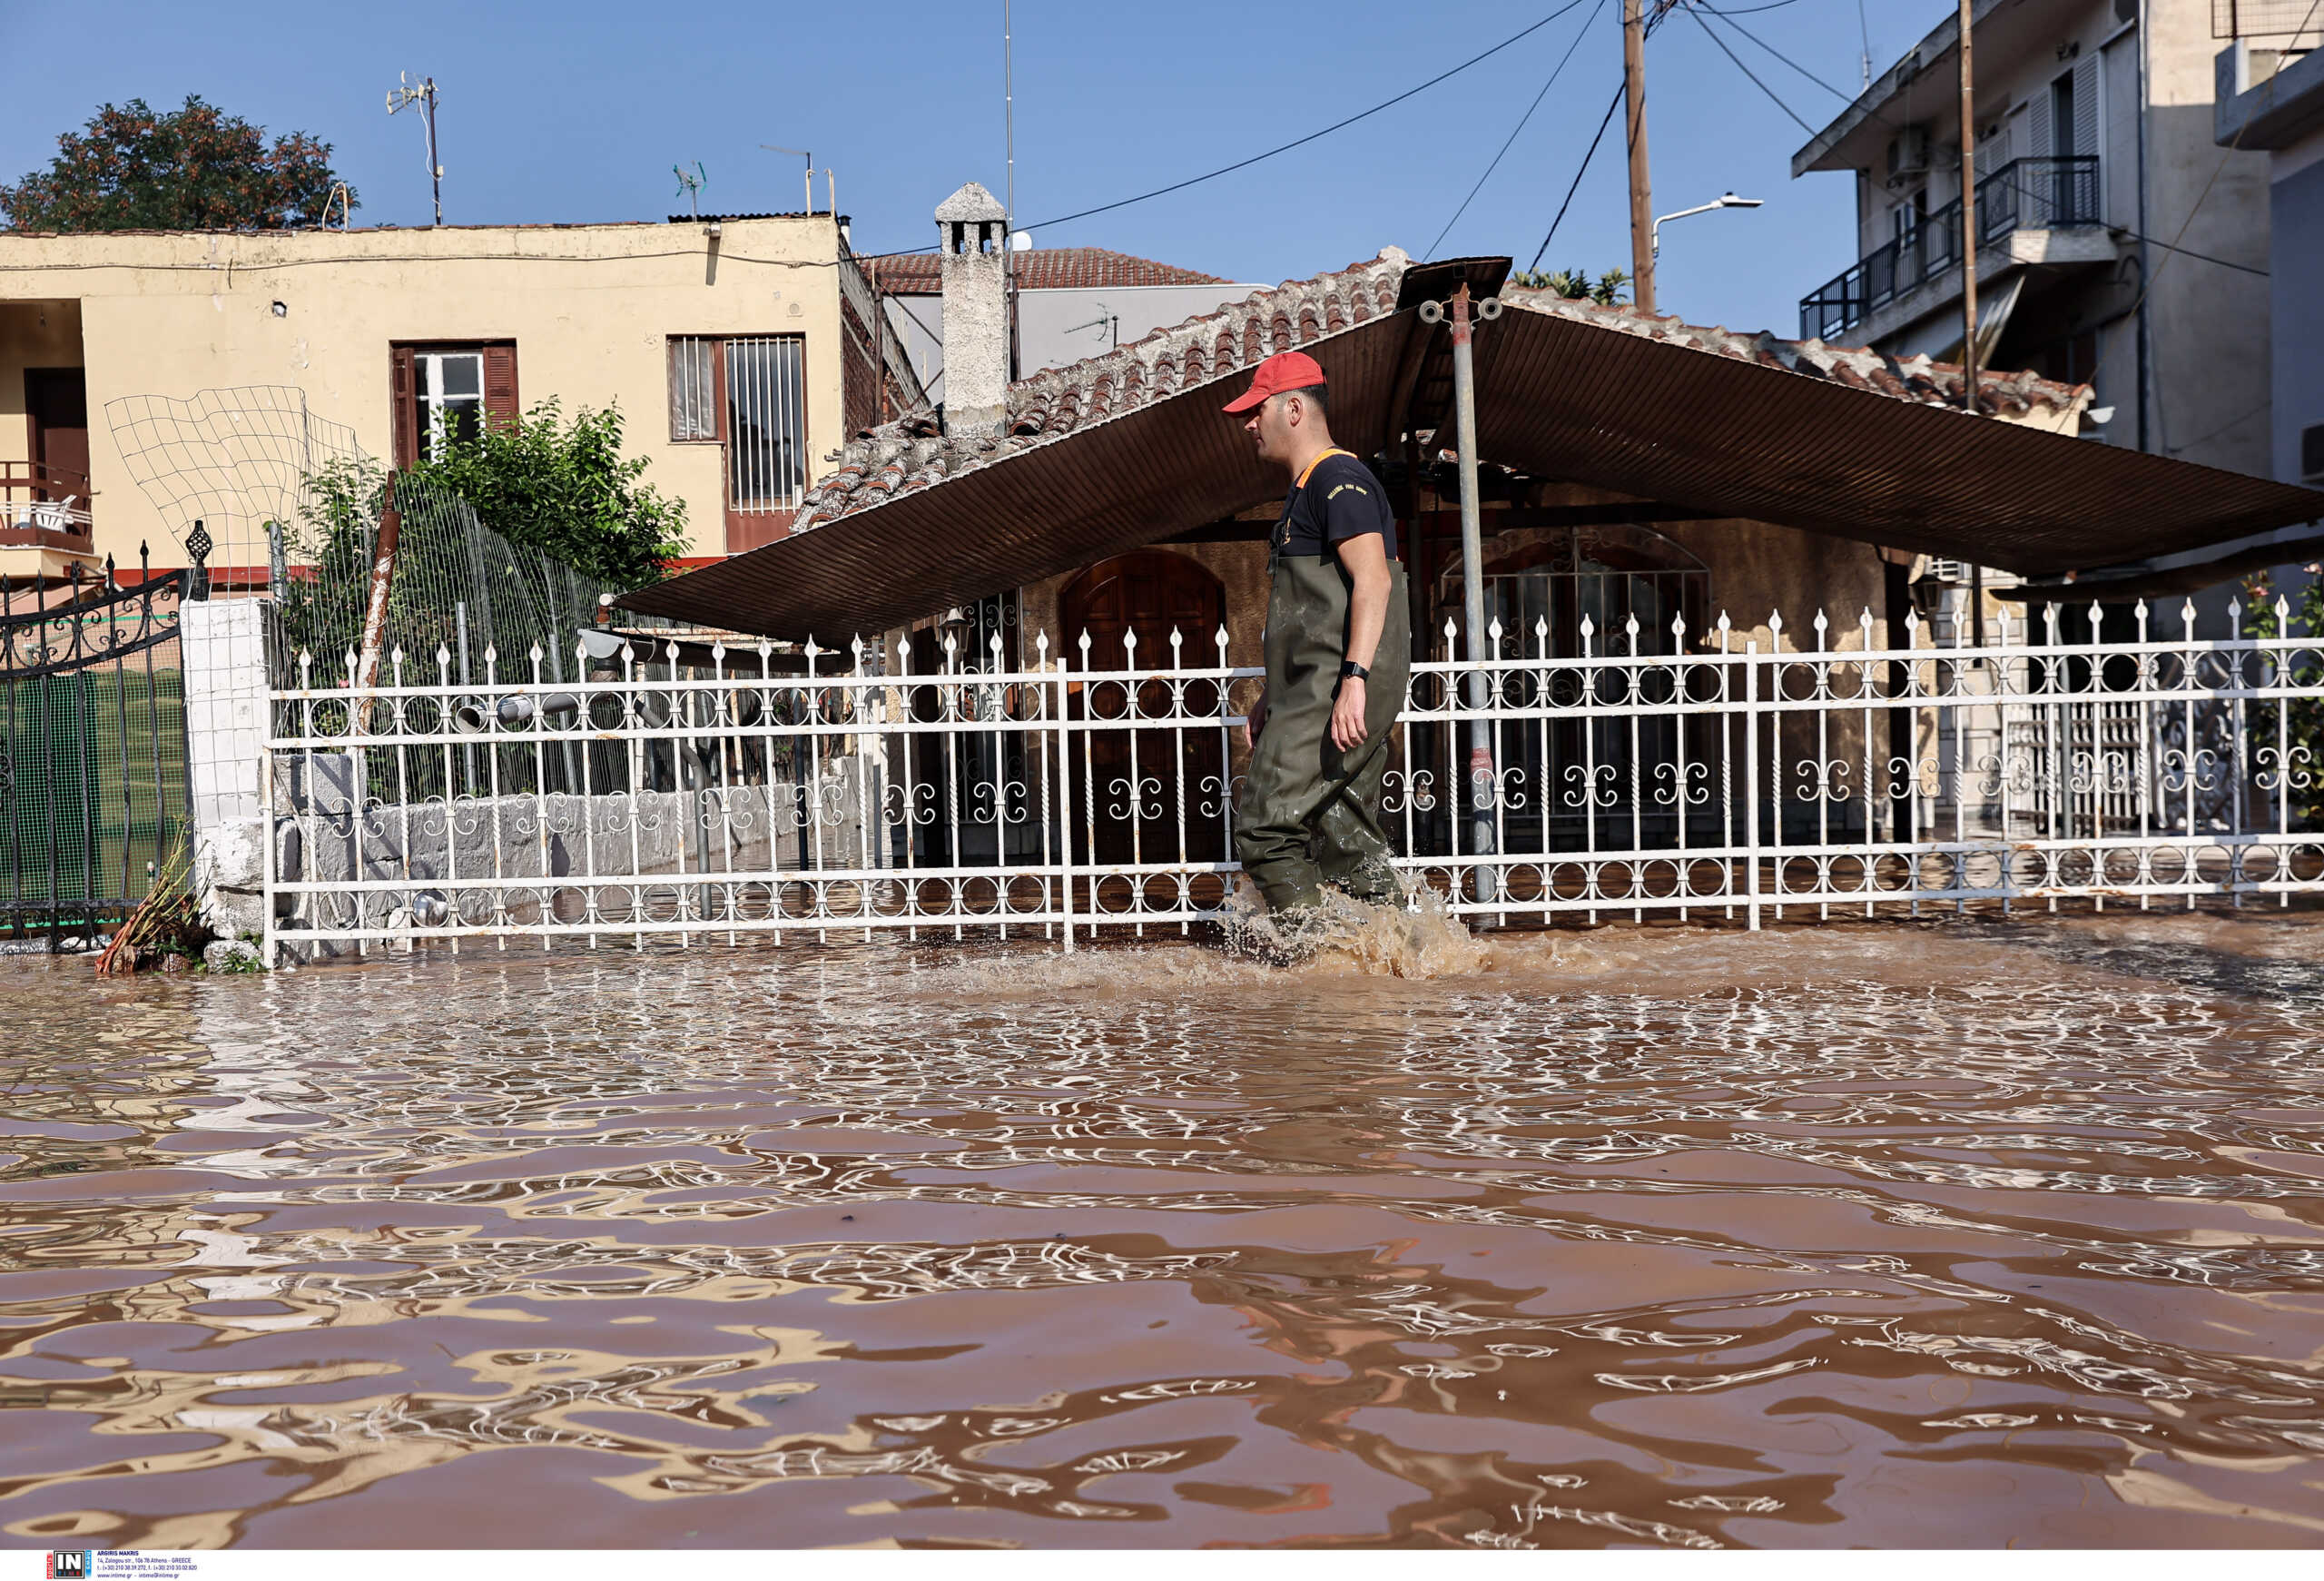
[760,145,820,213]
[1004,0,1019,375]
[386,73,444,226]
[1003,0,1016,232]
[674,161,707,219]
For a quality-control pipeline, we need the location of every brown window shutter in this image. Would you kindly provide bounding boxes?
[389,345,418,469]
[483,342,520,430]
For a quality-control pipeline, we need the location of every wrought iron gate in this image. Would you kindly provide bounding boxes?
[2,550,201,941]
[260,594,2324,960]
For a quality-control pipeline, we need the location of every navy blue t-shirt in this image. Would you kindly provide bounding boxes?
[1272,450,1399,560]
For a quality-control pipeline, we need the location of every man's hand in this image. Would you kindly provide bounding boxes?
[1241,685,1268,750]
[1329,677,1367,752]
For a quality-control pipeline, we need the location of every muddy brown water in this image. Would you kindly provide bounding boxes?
[3,908,2323,1549]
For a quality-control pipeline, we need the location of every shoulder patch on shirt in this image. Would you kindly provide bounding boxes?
[1324,482,1368,499]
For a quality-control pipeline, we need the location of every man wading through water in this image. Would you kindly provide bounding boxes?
[1224,351,1411,916]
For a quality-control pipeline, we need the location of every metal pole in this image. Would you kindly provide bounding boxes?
[1450,284,1499,910]
[456,599,475,792]
[426,81,443,228]
[1884,551,1915,843]
[1623,0,1657,314]
[1004,0,1019,381]
[1958,0,1979,413]
[354,477,402,736]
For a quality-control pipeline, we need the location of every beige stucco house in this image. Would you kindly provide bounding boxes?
[0,212,922,582]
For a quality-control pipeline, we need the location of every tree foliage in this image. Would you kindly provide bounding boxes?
[0,95,353,232]
[406,400,688,590]
[1508,266,1632,306]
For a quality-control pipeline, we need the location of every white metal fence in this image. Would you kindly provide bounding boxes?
[261,598,2324,960]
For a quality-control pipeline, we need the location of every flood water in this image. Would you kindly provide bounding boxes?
[5,906,2324,1549]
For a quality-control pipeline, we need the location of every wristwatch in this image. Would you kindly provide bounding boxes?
[1338,660,1371,681]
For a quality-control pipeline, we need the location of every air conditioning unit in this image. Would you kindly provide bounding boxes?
[1888,125,1934,180]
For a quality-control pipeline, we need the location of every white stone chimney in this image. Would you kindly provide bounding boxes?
[935,181,1009,436]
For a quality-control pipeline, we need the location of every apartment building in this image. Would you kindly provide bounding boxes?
[2216,16,2324,489]
[0,212,921,581]
[1792,0,2272,479]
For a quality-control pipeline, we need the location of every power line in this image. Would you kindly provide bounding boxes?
[1021,0,1597,234]
[1527,79,1627,272]
[1682,3,1819,136]
[1696,2,1872,114]
[1699,5,2270,282]
[0,242,933,276]
[1426,0,1610,259]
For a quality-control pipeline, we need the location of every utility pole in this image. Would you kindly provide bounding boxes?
[387,74,443,227]
[1432,283,1502,909]
[1004,0,1020,380]
[1958,0,1979,414]
[1622,0,1656,313]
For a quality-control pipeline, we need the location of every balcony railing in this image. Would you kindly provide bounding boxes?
[0,462,94,545]
[2213,0,2324,38]
[1799,155,2102,343]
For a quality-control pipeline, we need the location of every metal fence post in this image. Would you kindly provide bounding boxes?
[1745,637,1762,932]
[261,746,276,969]
[1056,647,1075,953]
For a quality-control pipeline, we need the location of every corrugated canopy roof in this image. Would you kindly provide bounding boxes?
[620,252,2324,640]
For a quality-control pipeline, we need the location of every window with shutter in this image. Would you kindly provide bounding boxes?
[483,343,519,430]
[668,337,719,441]
[1979,114,2014,182]
[2072,56,2100,163]
[389,340,517,464]
[667,333,808,552]
[389,346,419,469]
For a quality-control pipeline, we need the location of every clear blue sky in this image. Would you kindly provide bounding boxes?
[4,0,1957,339]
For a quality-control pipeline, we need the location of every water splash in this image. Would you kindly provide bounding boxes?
[1216,876,1495,978]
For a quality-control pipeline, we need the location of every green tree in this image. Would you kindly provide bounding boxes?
[408,400,688,589]
[0,95,353,232]
[1509,266,1632,306]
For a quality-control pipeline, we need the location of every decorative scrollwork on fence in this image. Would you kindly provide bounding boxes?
[0,550,200,680]
[1561,762,1619,812]
[1653,760,1709,808]
[259,602,2324,954]
[1383,767,1436,815]
[1108,774,1165,824]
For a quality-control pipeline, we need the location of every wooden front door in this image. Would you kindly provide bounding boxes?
[25,369,90,502]
[1060,551,1228,865]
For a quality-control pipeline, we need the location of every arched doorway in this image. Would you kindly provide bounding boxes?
[1059,551,1228,865]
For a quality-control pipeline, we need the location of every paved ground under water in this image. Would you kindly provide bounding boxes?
[3,907,2324,1549]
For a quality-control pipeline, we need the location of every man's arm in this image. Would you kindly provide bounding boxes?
[1330,531,1392,752]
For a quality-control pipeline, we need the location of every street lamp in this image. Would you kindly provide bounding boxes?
[1651,193,1763,260]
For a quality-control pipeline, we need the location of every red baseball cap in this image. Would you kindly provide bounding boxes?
[1222,351,1326,414]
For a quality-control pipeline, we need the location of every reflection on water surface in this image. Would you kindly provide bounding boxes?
[4,910,2324,1548]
